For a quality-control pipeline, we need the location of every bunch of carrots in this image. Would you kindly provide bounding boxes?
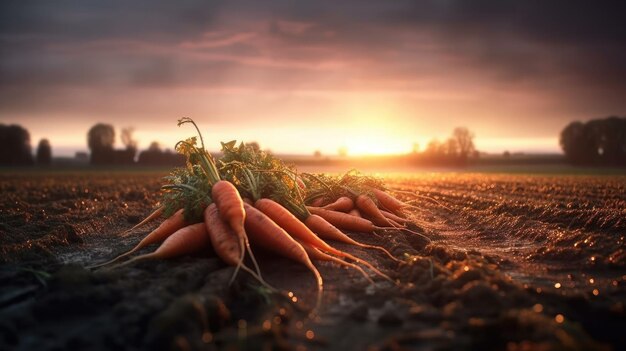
[90,118,430,310]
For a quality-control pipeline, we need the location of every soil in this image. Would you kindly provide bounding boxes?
[0,171,624,350]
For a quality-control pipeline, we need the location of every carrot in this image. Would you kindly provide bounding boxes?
[120,206,164,237]
[88,209,186,269]
[204,203,239,266]
[117,223,209,267]
[371,188,408,217]
[307,207,384,233]
[381,209,410,225]
[374,188,452,214]
[322,196,353,212]
[355,194,395,227]
[255,199,338,256]
[211,180,262,281]
[380,207,442,233]
[304,214,403,264]
[309,197,327,207]
[348,208,362,218]
[295,176,306,191]
[308,206,432,246]
[204,203,274,290]
[296,239,374,284]
[256,199,393,282]
[244,203,323,310]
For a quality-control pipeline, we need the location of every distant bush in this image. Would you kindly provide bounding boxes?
[36,139,52,165]
[560,116,626,166]
[0,124,34,166]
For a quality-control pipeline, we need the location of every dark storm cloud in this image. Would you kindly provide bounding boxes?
[0,0,220,42]
[1,0,625,109]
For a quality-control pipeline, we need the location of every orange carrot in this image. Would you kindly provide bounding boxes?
[304,214,403,264]
[371,188,408,217]
[307,206,430,245]
[296,239,374,284]
[381,209,409,225]
[204,204,239,266]
[295,176,307,191]
[120,206,164,237]
[244,203,323,310]
[256,199,393,282]
[348,208,362,218]
[387,188,452,212]
[355,194,396,227]
[204,203,274,290]
[307,207,383,232]
[322,196,353,212]
[88,209,186,268]
[117,223,209,266]
[211,180,261,280]
[310,197,327,207]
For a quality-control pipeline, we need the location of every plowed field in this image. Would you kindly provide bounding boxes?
[1,171,624,350]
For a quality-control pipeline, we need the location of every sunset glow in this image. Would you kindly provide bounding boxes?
[1,1,625,157]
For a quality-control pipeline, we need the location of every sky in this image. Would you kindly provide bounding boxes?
[1,1,625,156]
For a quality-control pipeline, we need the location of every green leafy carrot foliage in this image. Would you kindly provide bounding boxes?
[303,170,384,205]
[160,166,212,223]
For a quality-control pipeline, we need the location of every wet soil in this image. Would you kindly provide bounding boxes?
[0,171,624,350]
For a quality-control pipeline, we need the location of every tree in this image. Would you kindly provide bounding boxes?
[87,123,115,151]
[444,138,458,157]
[0,124,34,166]
[560,116,626,166]
[560,121,588,164]
[121,127,137,151]
[452,127,475,161]
[87,123,115,165]
[148,141,161,152]
[36,139,52,165]
[425,139,442,156]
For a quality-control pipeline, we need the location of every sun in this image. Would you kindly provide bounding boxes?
[342,134,409,156]
[338,105,412,156]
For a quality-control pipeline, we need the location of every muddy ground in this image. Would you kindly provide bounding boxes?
[0,171,624,350]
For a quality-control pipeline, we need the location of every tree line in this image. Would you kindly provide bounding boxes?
[560,116,626,166]
[86,123,184,166]
[0,123,184,167]
[0,124,51,166]
[2,117,624,167]
[409,127,478,166]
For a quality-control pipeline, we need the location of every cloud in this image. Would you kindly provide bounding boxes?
[1,0,625,146]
